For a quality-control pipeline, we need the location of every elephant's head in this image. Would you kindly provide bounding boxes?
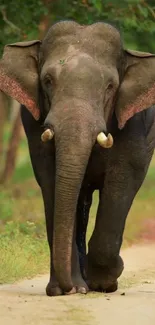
[0,21,155,292]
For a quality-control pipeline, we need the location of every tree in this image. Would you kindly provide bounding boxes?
[0,1,155,53]
[50,0,155,51]
[0,1,49,55]
[0,0,51,183]
[0,91,6,159]
[0,103,22,184]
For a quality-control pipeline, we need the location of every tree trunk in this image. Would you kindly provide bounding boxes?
[0,91,7,158]
[0,106,22,184]
[39,0,51,38]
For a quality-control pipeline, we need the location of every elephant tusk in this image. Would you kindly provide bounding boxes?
[41,129,54,142]
[97,132,113,148]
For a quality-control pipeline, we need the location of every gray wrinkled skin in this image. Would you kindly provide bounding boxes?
[0,21,155,295]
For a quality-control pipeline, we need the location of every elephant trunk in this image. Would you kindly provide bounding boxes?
[53,130,92,292]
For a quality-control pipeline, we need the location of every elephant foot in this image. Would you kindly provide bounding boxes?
[87,255,124,293]
[65,285,88,295]
[46,280,63,296]
[65,276,89,295]
[46,277,88,296]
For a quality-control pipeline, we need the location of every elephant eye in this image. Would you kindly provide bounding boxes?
[42,75,55,105]
[107,83,114,91]
[44,75,53,89]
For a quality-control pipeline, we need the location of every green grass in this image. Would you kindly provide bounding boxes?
[0,229,49,284]
[0,135,155,283]
[0,179,50,284]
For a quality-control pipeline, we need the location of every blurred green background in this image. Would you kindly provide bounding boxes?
[0,0,155,284]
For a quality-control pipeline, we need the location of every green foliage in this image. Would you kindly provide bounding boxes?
[0,0,47,55]
[51,0,155,51]
[12,160,34,183]
[0,0,155,55]
[1,220,45,238]
[51,0,155,32]
[0,191,13,221]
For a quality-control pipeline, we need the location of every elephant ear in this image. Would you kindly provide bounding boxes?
[115,49,155,129]
[0,40,41,120]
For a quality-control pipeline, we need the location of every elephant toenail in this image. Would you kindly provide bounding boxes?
[77,287,88,294]
[65,287,77,295]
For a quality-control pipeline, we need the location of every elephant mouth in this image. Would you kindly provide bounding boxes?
[41,127,114,148]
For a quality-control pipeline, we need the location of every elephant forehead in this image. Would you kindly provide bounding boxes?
[46,21,120,43]
[41,39,120,69]
[41,22,122,64]
[41,45,101,79]
[65,45,93,66]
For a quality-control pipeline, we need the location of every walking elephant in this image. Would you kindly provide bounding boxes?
[0,21,155,296]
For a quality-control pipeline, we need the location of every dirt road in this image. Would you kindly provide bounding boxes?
[1,244,155,325]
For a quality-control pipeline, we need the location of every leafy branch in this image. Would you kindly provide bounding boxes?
[0,6,21,34]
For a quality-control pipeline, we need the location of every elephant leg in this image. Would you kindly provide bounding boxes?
[43,192,63,297]
[39,172,90,296]
[29,143,62,296]
[87,163,149,292]
[70,240,89,294]
[76,189,93,280]
[66,189,93,294]
[21,107,62,296]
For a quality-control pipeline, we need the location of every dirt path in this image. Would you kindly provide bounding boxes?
[1,244,155,325]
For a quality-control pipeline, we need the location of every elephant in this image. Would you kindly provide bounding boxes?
[0,21,155,296]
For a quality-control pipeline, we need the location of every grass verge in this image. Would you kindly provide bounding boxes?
[0,178,49,284]
[0,228,49,284]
